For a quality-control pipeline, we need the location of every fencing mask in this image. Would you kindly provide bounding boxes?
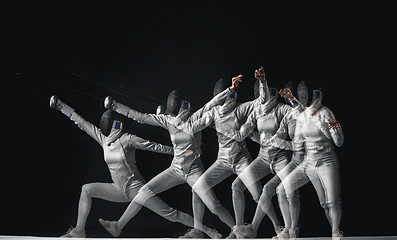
[219,91,238,116]
[166,90,182,116]
[100,110,124,145]
[213,79,228,97]
[297,81,310,107]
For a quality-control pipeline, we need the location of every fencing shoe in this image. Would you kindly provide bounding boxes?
[289,226,300,239]
[99,218,121,237]
[178,229,204,238]
[272,227,289,239]
[226,229,236,239]
[233,224,257,239]
[332,229,343,240]
[208,229,222,239]
[60,227,86,238]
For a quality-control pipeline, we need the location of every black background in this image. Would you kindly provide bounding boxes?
[7,2,395,238]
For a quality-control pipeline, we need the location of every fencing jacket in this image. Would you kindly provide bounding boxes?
[293,106,344,163]
[70,112,174,194]
[177,83,267,164]
[121,88,232,174]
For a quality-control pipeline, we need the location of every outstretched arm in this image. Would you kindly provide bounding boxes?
[50,95,105,145]
[127,135,174,155]
[104,96,168,129]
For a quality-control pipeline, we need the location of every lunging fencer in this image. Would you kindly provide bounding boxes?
[98,75,243,238]
[50,96,202,238]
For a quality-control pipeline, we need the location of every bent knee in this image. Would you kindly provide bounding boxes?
[231,179,246,192]
[192,180,208,195]
[133,186,154,205]
[262,184,276,197]
[325,200,342,209]
[81,184,92,197]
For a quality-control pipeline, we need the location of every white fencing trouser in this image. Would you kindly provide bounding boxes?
[277,150,342,231]
[124,160,217,234]
[191,148,254,227]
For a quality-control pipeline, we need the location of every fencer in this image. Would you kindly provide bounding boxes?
[176,67,283,238]
[237,81,309,239]
[276,87,344,240]
[50,96,200,238]
[98,76,242,239]
[213,75,296,238]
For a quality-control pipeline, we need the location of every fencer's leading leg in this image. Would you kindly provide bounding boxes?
[76,183,130,232]
[75,186,92,232]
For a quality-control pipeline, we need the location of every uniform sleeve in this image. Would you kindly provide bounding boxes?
[177,108,215,134]
[216,109,257,142]
[127,134,174,155]
[321,108,344,147]
[126,108,169,129]
[187,88,231,123]
[70,112,105,145]
[277,104,292,121]
[260,81,269,103]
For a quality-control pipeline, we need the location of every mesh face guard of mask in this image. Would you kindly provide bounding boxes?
[297,81,309,107]
[166,90,182,116]
[100,110,123,136]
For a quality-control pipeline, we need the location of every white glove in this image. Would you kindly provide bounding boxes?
[104,96,130,116]
[50,95,75,117]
